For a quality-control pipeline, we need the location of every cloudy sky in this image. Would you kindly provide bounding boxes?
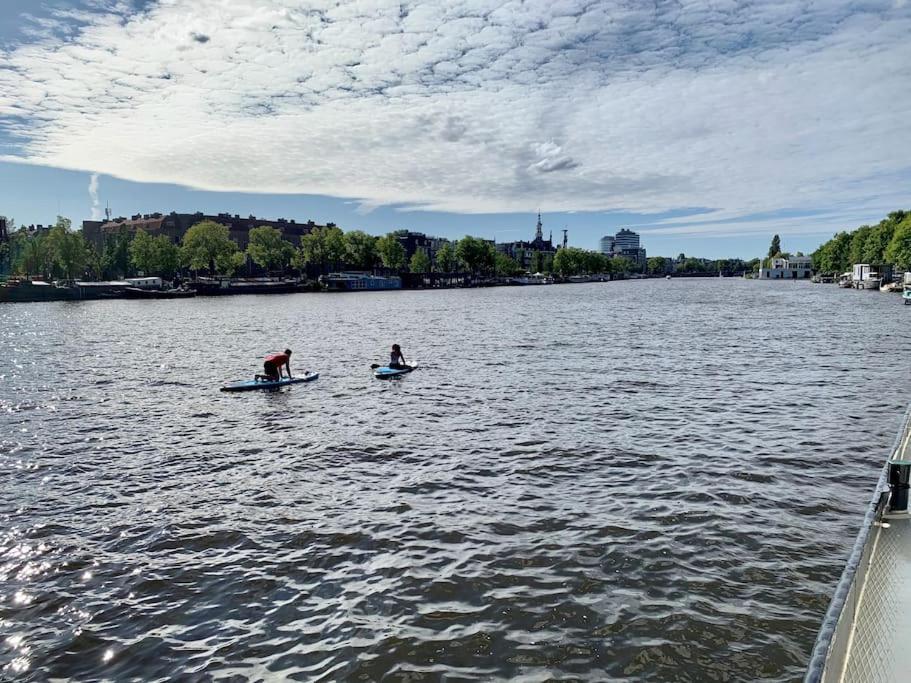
[1,0,909,257]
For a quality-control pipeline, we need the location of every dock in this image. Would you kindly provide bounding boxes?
[804,408,911,682]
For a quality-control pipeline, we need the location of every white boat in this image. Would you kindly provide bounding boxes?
[860,274,882,290]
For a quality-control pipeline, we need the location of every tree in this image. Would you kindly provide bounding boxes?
[456,236,495,274]
[434,242,458,273]
[344,230,378,269]
[102,230,133,279]
[768,234,781,258]
[885,214,911,271]
[647,256,668,275]
[129,229,157,275]
[612,256,633,275]
[377,233,407,271]
[247,226,294,273]
[409,249,431,273]
[154,236,180,278]
[494,251,521,276]
[47,217,88,280]
[848,225,872,265]
[15,234,51,278]
[180,220,241,274]
[297,226,346,273]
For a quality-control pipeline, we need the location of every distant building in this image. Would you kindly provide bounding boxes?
[759,256,812,279]
[613,228,640,251]
[0,217,8,244]
[617,247,647,269]
[599,228,646,268]
[82,212,332,250]
[394,231,437,262]
[495,213,557,270]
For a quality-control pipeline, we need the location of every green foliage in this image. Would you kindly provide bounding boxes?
[129,229,156,275]
[812,211,909,274]
[153,235,180,277]
[344,230,378,269]
[683,257,704,272]
[297,226,346,273]
[647,256,669,275]
[247,226,294,272]
[455,236,495,274]
[552,247,598,275]
[848,225,872,265]
[611,256,633,275]
[101,231,133,279]
[433,242,458,273]
[15,233,52,278]
[377,233,407,271]
[409,249,432,274]
[884,213,911,271]
[494,251,521,276]
[47,218,88,280]
[180,220,241,274]
[768,234,781,258]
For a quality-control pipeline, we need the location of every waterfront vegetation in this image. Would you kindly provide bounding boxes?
[0,219,628,280]
[812,210,911,274]
[1,215,758,282]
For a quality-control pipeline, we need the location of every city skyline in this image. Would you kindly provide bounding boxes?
[0,163,866,261]
[2,0,910,259]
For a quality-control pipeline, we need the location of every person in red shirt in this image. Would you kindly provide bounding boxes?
[257,349,292,382]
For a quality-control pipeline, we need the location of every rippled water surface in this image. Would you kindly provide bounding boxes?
[2,279,911,682]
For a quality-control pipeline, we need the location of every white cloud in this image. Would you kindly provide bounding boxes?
[0,0,909,238]
[88,172,101,220]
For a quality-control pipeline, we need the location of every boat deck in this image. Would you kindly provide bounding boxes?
[841,513,911,681]
[805,411,911,682]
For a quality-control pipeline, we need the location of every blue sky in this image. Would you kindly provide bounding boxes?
[1,0,909,259]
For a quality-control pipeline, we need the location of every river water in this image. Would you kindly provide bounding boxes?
[2,279,910,682]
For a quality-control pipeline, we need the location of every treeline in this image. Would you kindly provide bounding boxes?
[812,210,911,274]
[645,255,756,276]
[1,218,647,280]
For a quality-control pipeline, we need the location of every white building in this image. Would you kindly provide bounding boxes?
[613,229,640,252]
[759,256,812,279]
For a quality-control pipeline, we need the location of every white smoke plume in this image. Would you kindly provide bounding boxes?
[88,173,101,220]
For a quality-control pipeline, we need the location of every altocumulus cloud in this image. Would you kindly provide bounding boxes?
[0,0,910,234]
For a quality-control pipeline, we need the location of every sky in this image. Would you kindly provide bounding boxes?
[0,0,909,259]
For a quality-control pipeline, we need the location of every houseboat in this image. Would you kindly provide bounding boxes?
[322,272,402,291]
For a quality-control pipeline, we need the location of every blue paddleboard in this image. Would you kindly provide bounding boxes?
[221,372,319,392]
[374,365,415,379]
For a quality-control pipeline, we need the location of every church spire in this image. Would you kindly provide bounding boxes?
[535,212,543,241]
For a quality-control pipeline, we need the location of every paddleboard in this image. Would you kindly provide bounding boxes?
[220,372,319,392]
[374,365,415,379]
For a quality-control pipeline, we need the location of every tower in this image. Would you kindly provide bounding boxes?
[535,212,543,241]
[562,228,568,249]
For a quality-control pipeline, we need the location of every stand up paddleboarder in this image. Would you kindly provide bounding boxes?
[256,349,293,382]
